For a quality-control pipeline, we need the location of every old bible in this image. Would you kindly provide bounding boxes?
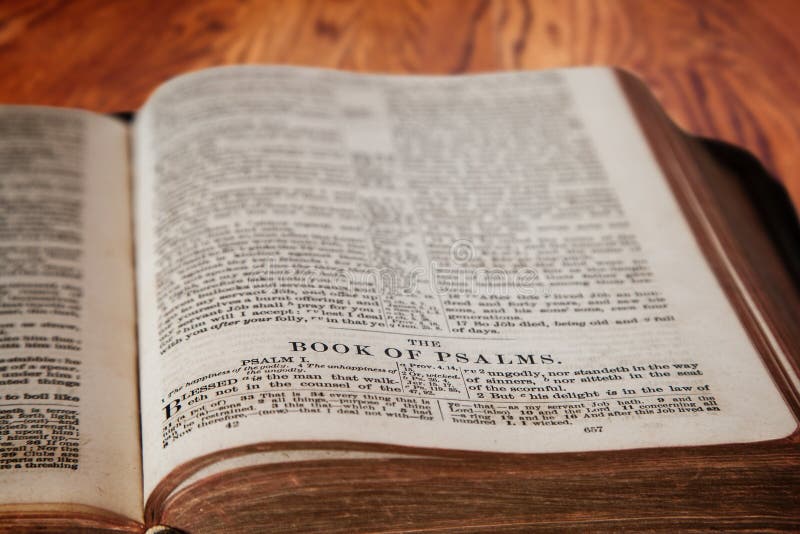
[0,66,798,532]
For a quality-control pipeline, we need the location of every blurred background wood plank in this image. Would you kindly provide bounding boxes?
[0,0,798,206]
[494,0,800,211]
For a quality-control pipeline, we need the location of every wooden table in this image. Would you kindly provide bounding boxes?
[1,0,798,208]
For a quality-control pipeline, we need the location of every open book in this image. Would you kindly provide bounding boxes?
[1,66,798,532]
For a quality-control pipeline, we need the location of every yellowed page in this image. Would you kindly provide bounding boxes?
[0,107,141,521]
[133,66,796,499]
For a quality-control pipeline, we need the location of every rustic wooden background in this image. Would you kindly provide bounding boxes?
[1,0,798,208]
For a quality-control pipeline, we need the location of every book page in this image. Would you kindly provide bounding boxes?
[133,66,796,498]
[0,108,141,521]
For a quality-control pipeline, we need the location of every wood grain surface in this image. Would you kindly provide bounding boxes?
[0,0,797,202]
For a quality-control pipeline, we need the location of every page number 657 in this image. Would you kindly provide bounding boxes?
[583,426,603,433]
